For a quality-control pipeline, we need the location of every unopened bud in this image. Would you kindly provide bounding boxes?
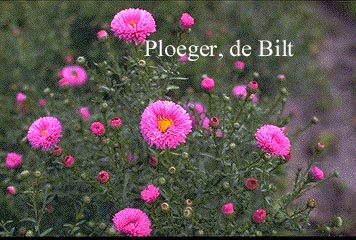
[25,230,34,237]
[311,116,319,124]
[138,60,146,67]
[331,216,343,228]
[83,195,91,204]
[223,181,230,189]
[229,143,236,149]
[168,166,176,174]
[34,171,41,178]
[233,122,240,129]
[99,222,107,230]
[107,227,117,236]
[183,208,193,219]
[209,116,220,128]
[307,198,316,209]
[159,177,166,185]
[20,170,30,179]
[77,56,86,65]
[222,94,230,102]
[161,202,170,212]
[196,230,204,236]
[43,87,51,94]
[186,199,193,206]
[182,152,189,159]
[280,87,288,95]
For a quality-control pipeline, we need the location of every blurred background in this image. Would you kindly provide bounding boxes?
[0,1,355,235]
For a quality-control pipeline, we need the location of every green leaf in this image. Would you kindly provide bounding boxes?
[19,217,36,223]
[40,228,53,237]
[166,85,180,91]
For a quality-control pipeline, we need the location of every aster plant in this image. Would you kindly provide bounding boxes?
[0,7,340,237]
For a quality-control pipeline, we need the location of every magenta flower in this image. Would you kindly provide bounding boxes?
[63,155,74,168]
[201,77,215,92]
[234,60,245,70]
[64,54,74,64]
[38,98,47,107]
[216,129,224,138]
[58,65,87,87]
[7,186,16,195]
[112,208,152,237]
[79,107,91,120]
[90,121,105,136]
[140,184,160,203]
[245,178,258,190]
[277,74,285,80]
[5,152,22,169]
[110,117,122,128]
[97,170,110,183]
[232,84,258,103]
[27,116,62,151]
[97,29,108,40]
[311,166,324,181]
[180,54,189,63]
[222,203,234,215]
[140,100,192,149]
[255,124,291,157]
[180,12,195,29]
[16,92,26,102]
[253,209,266,223]
[111,8,156,45]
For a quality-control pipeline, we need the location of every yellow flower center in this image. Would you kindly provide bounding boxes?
[158,117,173,133]
[71,70,78,77]
[41,129,47,136]
[128,20,137,27]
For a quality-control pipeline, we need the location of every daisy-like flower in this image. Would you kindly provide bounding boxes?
[58,65,87,87]
[111,8,156,45]
[90,121,105,136]
[311,166,324,181]
[232,84,258,103]
[222,203,234,215]
[245,178,258,190]
[112,208,152,237]
[253,209,266,223]
[180,13,195,29]
[79,107,91,120]
[255,124,291,157]
[140,184,160,203]
[110,117,122,128]
[5,152,22,169]
[16,92,26,102]
[234,60,245,70]
[27,116,62,151]
[140,100,192,149]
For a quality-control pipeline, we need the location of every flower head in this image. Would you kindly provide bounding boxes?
[110,117,122,128]
[277,74,285,80]
[97,170,110,183]
[234,60,245,70]
[180,54,189,63]
[232,84,258,103]
[16,92,26,102]
[180,13,195,29]
[58,65,87,87]
[140,100,192,149]
[63,155,74,168]
[311,166,324,180]
[52,145,62,156]
[5,152,23,169]
[140,184,160,203]
[38,98,47,107]
[112,208,152,237]
[97,29,108,40]
[111,8,156,45]
[255,124,291,157]
[90,121,105,136]
[7,186,16,195]
[222,203,234,215]
[245,178,258,190]
[201,77,215,92]
[79,107,91,120]
[64,54,74,64]
[27,116,62,151]
[253,209,266,223]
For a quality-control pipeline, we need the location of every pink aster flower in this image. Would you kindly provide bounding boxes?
[63,155,74,168]
[16,92,26,103]
[64,54,74,64]
[180,12,195,29]
[58,65,87,87]
[7,186,16,195]
[255,124,291,157]
[112,208,152,237]
[234,60,245,70]
[216,129,224,138]
[232,84,258,103]
[180,54,189,63]
[222,203,234,215]
[97,29,108,40]
[97,170,110,183]
[253,209,266,223]
[245,178,258,190]
[277,74,285,80]
[79,107,91,120]
[140,184,160,203]
[90,121,105,136]
[38,98,47,107]
[111,8,156,45]
[311,166,324,181]
[27,116,62,151]
[201,77,215,92]
[140,100,192,149]
[5,152,22,169]
[110,117,122,128]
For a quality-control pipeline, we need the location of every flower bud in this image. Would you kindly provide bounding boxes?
[229,143,236,150]
[159,177,166,185]
[253,72,260,78]
[19,227,27,235]
[105,70,113,77]
[161,202,170,212]
[43,87,51,94]
[20,170,30,179]
[83,195,91,204]
[186,199,193,206]
[223,181,230,189]
[196,230,204,236]
[307,198,316,209]
[99,222,107,230]
[233,122,240,129]
[331,216,343,228]
[222,94,230,102]
[209,116,220,128]
[311,116,319,124]
[183,208,193,219]
[255,230,262,236]
[148,156,158,166]
[34,170,41,178]
[280,87,288,95]
[182,152,189,159]
[247,80,258,94]
[138,60,146,67]
[168,166,176,174]
[52,145,62,156]
[107,227,117,236]
[77,56,86,65]
[25,230,34,237]
[320,226,331,234]
[45,184,52,191]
